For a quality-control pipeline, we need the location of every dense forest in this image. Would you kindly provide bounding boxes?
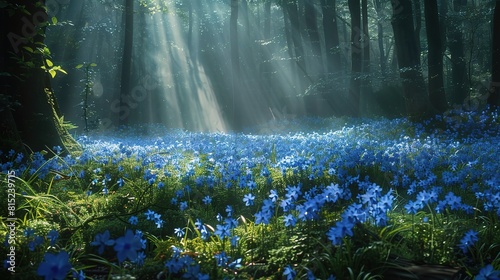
[2,0,500,146]
[2,1,500,279]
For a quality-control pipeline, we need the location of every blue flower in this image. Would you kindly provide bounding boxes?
[47,229,59,246]
[459,229,479,254]
[153,213,164,228]
[255,210,271,225]
[180,201,188,211]
[202,195,212,205]
[404,200,422,215]
[230,235,240,247]
[113,229,144,263]
[117,178,125,187]
[90,230,115,255]
[72,270,85,280]
[226,205,233,217]
[214,224,231,239]
[243,193,255,206]
[283,214,297,228]
[134,251,146,267]
[269,189,278,202]
[174,228,185,238]
[145,209,156,220]
[215,251,228,267]
[476,264,500,280]
[283,265,296,280]
[37,251,72,280]
[228,258,242,269]
[29,236,44,251]
[129,215,138,225]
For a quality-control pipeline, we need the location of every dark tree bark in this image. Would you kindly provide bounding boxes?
[1,0,80,154]
[488,0,500,106]
[286,0,307,79]
[348,0,362,116]
[448,0,468,105]
[321,0,341,74]
[413,0,422,62]
[373,0,386,76]
[361,0,372,99]
[305,0,323,75]
[119,0,134,126]
[391,0,430,117]
[425,0,448,112]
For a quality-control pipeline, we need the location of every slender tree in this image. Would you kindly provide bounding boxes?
[348,0,362,116]
[361,0,372,99]
[425,0,447,111]
[373,0,386,76]
[286,0,307,79]
[488,0,500,106]
[390,0,429,117]
[230,0,241,127]
[119,0,134,126]
[305,0,323,76]
[448,0,468,105]
[413,0,422,62]
[321,0,341,74]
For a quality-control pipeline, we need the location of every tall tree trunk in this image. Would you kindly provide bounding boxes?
[305,0,323,76]
[1,0,80,154]
[413,0,422,62]
[488,0,500,107]
[361,0,372,104]
[230,0,241,127]
[374,0,387,78]
[348,0,362,116]
[425,0,447,112]
[321,0,341,74]
[448,0,468,105]
[286,0,307,81]
[391,0,429,117]
[286,0,308,80]
[119,0,134,126]
[373,0,386,77]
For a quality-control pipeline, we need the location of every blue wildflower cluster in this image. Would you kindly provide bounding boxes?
[2,110,500,278]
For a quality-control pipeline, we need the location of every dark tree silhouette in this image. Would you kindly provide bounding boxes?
[305,0,323,76]
[448,0,468,105]
[390,0,429,117]
[321,0,341,74]
[119,0,134,126]
[425,0,448,112]
[348,0,361,116]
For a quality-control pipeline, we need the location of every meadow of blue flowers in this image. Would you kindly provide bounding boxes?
[2,109,500,279]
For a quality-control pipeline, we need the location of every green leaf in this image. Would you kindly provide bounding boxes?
[90,63,97,67]
[22,46,34,53]
[57,68,68,75]
[75,64,83,69]
[45,59,53,67]
[51,16,57,25]
[49,69,56,78]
